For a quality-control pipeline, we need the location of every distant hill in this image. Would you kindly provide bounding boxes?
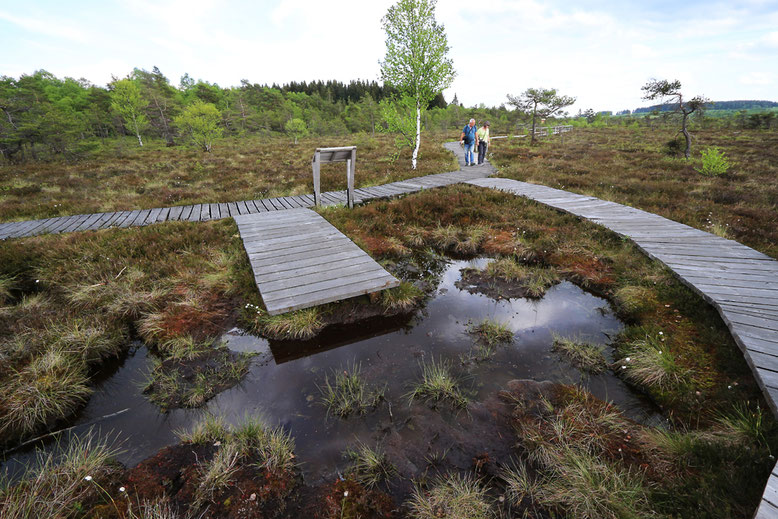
[633,100,778,113]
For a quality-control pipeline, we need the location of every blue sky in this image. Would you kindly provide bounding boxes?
[1,0,777,112]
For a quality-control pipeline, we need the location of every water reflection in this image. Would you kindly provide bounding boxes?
[2,259,662,484]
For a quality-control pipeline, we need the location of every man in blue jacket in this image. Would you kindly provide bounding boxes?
[459,118,478,166]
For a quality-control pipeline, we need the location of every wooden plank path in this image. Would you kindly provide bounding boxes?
[234,208,400,315]
[466,177,778,519]
[0,142,491,241]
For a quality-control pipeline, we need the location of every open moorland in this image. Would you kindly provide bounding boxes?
[490,127,778,258]
[0,134,457,221]
[1,129,777,519]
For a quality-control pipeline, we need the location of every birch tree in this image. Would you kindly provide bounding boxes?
[380,0,455,169]
[110,79,148,146]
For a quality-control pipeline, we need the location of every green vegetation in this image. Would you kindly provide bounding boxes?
[0,219,257,445]
[180,413,297,476]
[0,432,121,519]
[319,363,385,417]
[408,473,492,519]
[507,383,778,518]
[174,101,223,152]
[345,441,397,489]
[490,127,778,258]
[408,356,468,410]
[552,335,608,374]
[381,281,424,311]
[697,146,730,176]
[467,319,513,347]
[380,0,455,169]
[618,331,691,391]
[250,306,324,340]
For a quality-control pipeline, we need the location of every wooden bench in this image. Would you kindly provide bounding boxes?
[312,146,357,209]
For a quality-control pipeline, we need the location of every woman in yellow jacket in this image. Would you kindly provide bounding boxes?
[476,121,490,165]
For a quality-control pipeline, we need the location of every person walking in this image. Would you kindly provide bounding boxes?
[460,118,478,166]
[476,121,490,165]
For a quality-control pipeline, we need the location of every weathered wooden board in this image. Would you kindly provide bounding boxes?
[234,209,400,315]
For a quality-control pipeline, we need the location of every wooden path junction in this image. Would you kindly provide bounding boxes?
[0,143,489,241]
[466,177,778,519]
[2,138,778,515]
[234,209,400,315]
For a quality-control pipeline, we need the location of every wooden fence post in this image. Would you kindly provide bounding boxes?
[347,148,356,209]
[312,151,321,207]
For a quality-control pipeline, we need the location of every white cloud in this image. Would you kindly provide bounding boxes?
[740,72,774,86]
[0,10,88,42]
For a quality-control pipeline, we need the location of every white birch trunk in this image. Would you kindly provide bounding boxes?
[412,100,421,170]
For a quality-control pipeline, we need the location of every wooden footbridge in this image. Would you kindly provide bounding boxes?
[2,140,777,516]
[465,177,778,518]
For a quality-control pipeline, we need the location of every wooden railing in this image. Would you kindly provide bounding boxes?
[491,125,573,140]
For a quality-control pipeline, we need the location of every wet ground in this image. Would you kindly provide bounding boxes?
[1,258,662,489]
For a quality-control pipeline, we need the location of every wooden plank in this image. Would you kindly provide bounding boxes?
[145,207,164,225]
[199,204,211,221]
[209,203,221,220]
[185,205,202,222]
[60,214,93,233]
[260,259,382,293]
[234,208,399,315]
[155,207,171,223]
[168,206,185,221]
[257,255,375,284]
[265,275,398,315]
[264,270,396,302]
[105,211,131,228]
[754,497,778,519]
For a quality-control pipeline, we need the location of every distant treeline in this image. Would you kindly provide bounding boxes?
[633,100,778,114]
[0,68,454,161]
[1,68,775,163]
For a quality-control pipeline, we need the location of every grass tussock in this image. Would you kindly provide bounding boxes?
[380,281,424,312]
[0,348,92,442]
[345,441,397,489]
[408,473,492,519]
[467,319,513,346]
[408,357,468,410]
[552,335,608,374]
[614,285,657,317]
[0,432,122,519]
[180,413,297,478]
[481,257,559,298]
[619,332,691,391]
[319,362,385,418]
[251,306,324,340]
[0,219,256,445]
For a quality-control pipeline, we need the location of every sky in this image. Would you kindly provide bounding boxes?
[1,0,777,113]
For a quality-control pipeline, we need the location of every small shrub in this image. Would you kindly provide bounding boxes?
[408,473,492,519]
[696,146,730,176]
[552,335,607,374]
[663,137,684,157]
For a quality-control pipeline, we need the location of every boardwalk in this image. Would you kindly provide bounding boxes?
[466,177,778,519]
[234,209,400,315]
[0,142,491,241]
